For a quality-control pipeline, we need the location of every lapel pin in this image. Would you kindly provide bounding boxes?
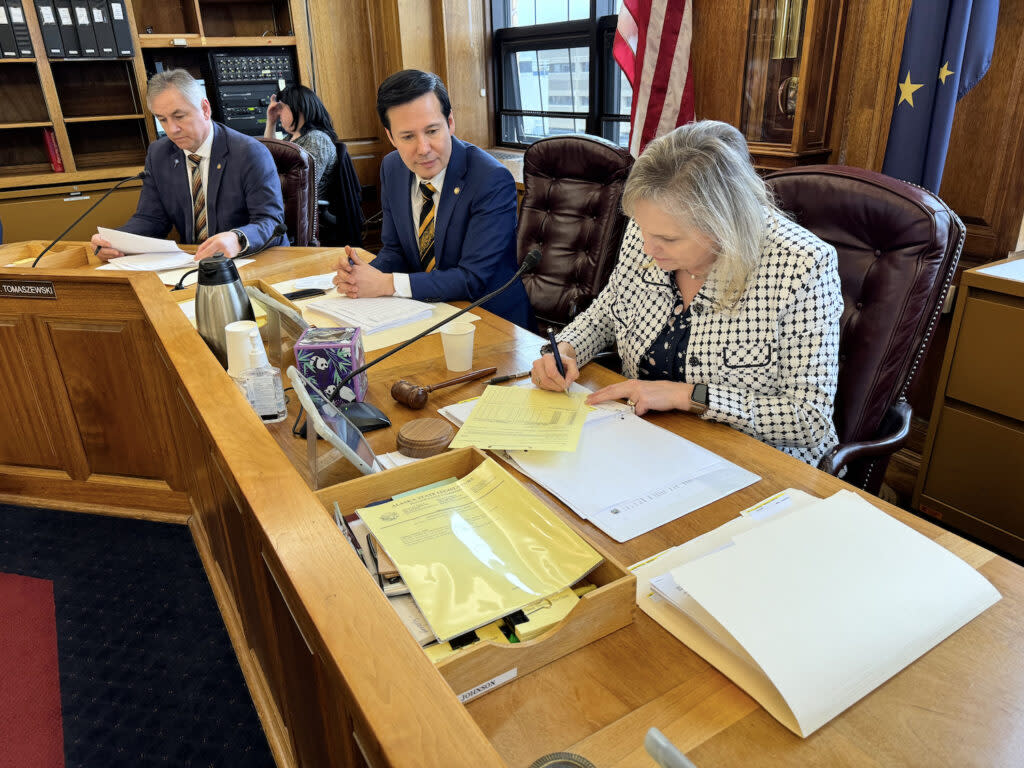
[454,186,461,195]
[216,163,222,170]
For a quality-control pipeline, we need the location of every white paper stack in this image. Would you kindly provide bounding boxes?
[305,296,434,334]
[439,382,759,542]
[97,251,197,271]
[633,489,1002,737]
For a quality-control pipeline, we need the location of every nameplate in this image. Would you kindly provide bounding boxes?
[0,279,57,299]
[457,668,518,703]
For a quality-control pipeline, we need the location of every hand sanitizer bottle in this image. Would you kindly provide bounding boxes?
[235,327,287,423]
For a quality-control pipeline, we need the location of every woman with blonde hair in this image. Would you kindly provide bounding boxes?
[531,120,842,466]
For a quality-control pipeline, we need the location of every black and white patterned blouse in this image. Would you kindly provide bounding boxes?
[637,272,693,381]
[558,210,842,466]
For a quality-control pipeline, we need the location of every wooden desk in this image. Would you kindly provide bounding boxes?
[2,244,1023,768]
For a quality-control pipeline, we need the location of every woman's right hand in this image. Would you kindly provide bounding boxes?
[531,343,580,391]
[264,95,282,136]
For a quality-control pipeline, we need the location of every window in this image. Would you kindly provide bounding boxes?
[493,1,631,148]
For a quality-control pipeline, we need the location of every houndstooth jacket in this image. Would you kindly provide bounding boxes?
[558,211,842,466]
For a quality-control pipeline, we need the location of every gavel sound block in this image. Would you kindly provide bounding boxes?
[390,367,497,409]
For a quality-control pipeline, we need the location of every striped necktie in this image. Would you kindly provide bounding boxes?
[188,153,208,243]
[417,181,436,271]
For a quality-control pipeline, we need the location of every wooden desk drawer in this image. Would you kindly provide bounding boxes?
[920,404,1024,544]
[947,295,1024,421]
[316,447,636,702]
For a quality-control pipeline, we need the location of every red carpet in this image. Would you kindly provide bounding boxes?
[0,573,65,768]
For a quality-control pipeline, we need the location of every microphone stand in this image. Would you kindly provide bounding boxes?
[324,249,543,431]
[31,171,147,268]
[339,249,542,389]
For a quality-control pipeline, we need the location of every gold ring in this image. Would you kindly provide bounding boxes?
[626,399,636,407]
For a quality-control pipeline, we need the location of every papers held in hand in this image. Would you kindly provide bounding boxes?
[633,489,1002,738]
[93,226,196,271]
[357,458,603,643]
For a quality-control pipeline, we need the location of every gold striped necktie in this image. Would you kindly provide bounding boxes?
[188,153,208,243]
[418,181,436,271]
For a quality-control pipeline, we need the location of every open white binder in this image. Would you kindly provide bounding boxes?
[633,489,1002,737]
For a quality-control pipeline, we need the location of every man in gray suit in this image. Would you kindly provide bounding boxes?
[91,69,286,261]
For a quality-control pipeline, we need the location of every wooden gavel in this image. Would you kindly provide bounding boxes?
[390,367,497,409]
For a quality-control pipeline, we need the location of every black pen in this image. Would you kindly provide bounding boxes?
[547,326,569,392]
[93,245,101,257]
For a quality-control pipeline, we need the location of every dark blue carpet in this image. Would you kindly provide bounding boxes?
[0,503,274,767]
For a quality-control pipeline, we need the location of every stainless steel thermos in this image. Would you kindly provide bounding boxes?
[195,255,255,367]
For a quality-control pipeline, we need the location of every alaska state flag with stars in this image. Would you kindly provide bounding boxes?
[882,0,999,193]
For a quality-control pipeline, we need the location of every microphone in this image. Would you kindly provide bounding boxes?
[170,221,288,291]
[336,248,542,402]
[32,171,147,268]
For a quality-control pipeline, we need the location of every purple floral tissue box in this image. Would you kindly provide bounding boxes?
[294,327,368,405]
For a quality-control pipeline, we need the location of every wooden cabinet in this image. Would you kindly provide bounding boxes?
[914,260,1024,560]
[739,0,846,169]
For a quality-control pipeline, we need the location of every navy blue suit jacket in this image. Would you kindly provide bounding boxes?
[373,137,530,328]
[120,122,287,250]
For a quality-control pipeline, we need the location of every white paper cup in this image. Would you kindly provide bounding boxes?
[440,321,475,371]
[225,320,259,378]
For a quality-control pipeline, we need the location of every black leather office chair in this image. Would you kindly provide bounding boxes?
[766,165,964,494]
[257,137,318,247]
[517,135,634,334]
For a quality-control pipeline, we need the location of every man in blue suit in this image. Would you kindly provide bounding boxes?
[91,69,286,261]
[333,70,530,328]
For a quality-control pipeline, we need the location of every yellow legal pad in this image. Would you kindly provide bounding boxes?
[357,458,602,642]
[448,384,588,451]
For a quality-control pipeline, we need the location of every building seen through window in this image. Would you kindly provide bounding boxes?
[493,0,631,147]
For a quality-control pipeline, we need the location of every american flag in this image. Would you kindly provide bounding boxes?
[613,0,696,157]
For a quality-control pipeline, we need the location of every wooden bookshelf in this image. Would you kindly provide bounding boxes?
[0,0,316,244]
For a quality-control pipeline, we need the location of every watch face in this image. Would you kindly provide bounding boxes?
[693,383,709,405]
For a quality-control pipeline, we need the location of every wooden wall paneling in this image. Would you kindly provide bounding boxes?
[690,0,747,125]
[939,0,1024,265]
[443,0,491,148]
[829,0,912,169]
[290,0,313,88]
[0,314,62,468]
[306,0,382,141]
[396,0,440,75]
[431,0,449,84]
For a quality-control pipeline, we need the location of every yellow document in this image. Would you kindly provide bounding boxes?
[357,458,602,642]
[448,385,588,451]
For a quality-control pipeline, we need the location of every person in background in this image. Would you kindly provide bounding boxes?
[265,84,338,198]
[531,120,842,466]
[332,69,530,328]
[91,69,286,261]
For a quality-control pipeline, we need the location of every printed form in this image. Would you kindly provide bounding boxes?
[448,385,588,451]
